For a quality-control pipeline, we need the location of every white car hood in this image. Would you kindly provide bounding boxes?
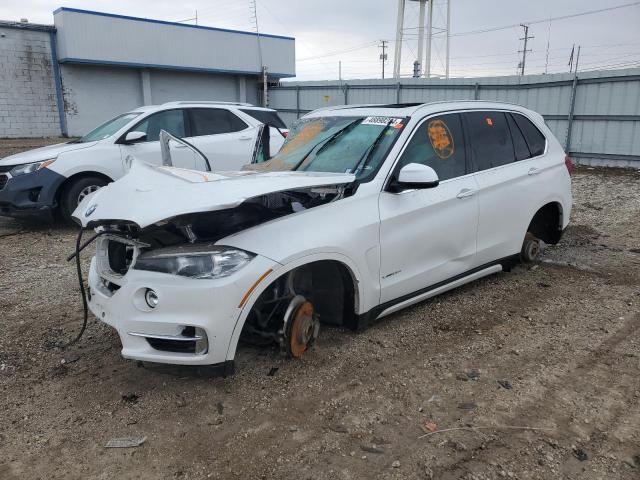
[73,161,356,228]
[0,141,98,166]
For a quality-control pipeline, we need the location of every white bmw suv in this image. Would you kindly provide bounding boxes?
[75,101,572,374]
[0,101,287,222]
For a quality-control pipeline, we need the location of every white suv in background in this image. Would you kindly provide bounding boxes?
[75,101,572,373]
[0,101,287,221]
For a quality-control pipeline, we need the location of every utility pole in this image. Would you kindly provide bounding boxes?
[416,0,426,76]
[379,40,388,79]
[518,23,533,76]
[339,60,342,82]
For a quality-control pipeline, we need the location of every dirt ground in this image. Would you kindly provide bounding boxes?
[1,139,639,479]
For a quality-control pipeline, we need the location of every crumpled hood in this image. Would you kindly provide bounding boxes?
[73,161,356,228]
[0,141,98,166]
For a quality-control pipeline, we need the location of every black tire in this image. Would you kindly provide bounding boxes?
[520,232,541,263]
[59,176,108,223]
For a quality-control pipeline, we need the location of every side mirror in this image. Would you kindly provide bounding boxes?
[389,163,439,192]
[124,131,147,144]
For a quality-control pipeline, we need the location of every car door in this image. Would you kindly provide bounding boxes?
[378,113,479,304]
[119,109,196,170]
[187,108,259,171]
[464,111,547,265]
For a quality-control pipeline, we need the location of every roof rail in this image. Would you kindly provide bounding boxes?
[161,101,253,107]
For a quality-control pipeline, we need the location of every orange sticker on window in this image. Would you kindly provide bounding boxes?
[427,119,454,159]
[486,117,493,126]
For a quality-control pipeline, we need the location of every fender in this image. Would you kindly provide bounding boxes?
[224,251,366,361]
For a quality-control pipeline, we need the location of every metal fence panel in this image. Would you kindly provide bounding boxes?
[270,68,640,168]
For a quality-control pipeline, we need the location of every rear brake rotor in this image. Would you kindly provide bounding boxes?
[282,295,318,358]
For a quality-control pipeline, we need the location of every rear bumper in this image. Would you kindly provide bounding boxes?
[0,169,65,219]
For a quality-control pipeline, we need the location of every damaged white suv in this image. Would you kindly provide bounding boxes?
[74,101,572,373]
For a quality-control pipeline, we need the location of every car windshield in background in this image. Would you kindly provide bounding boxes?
[78,112,142,143]
[253,116,406,180]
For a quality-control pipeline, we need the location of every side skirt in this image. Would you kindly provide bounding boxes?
[353,255,518,330]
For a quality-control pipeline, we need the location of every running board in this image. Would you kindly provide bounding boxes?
[376,264,503,319]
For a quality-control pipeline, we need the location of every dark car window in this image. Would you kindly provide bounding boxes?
[189,108,248,136]
[506,113,531,161]
[396,113,467,181]
[465,111,514,171]
[240,109,287,129]
[512,113,546,157]
[131,109,185,142]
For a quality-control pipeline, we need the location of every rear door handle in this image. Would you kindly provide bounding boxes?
[528,167,541,175]
[456,188,476,199]
[174,144,188,149]
[239,135,253,140]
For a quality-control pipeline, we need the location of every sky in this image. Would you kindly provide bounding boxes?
[1,0,639,80]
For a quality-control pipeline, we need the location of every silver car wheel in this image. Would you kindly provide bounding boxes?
[77,185,101,205]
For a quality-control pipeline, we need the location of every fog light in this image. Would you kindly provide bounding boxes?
[145,289,159,308]
[195,327,208,355]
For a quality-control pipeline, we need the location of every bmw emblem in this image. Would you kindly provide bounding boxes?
[85,204,97,217]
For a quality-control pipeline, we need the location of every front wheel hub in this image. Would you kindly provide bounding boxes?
[282,295,318,358]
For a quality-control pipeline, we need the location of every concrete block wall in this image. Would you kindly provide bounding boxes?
[0,25,61,138]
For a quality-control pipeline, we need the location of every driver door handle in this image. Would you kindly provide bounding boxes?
[456,188,476,199]
[528,167,541,175]
[239,135,253,140]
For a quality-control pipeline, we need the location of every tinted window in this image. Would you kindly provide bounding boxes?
[396,113,466,181]
[506,113,531,161]
[131,110,185,142]
[465,111,514,171]
[512,113,546,157]
[189,108,248,136]
[240,109,287,129]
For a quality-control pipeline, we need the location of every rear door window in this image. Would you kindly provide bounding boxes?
[131,109,186,142]
[512,113,546,157]
[396,113,467,181]
[506,113,531,161]
[240,109,287,129]
[465,111,514,171]
[188,108,248,136]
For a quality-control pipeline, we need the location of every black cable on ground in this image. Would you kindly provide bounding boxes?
[56,227,89,348]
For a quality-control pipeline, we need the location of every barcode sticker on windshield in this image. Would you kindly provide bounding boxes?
[362,117,404,127]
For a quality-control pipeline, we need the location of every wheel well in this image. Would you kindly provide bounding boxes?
[527,202,563,245]
[239,260,359,346]
[56,171,113,205]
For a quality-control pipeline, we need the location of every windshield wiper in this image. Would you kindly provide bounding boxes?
[351,119,394,176]
[291,118,363,171]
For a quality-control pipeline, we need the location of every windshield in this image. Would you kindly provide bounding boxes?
[78,112,141,143]
[251,115,406,180]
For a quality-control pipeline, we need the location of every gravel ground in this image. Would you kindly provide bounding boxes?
[0,139,639,479]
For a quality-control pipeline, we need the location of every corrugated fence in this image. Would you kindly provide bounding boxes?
[269,68,640,168]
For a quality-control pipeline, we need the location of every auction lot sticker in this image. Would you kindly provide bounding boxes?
[427,119,454,159]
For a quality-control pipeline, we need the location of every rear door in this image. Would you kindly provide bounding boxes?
[464,111,548,265]
[187,108,259,171]
[119,109,196,170]
[378,113,479,303]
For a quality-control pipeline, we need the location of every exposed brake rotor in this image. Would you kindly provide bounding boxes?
[282,295,318,358]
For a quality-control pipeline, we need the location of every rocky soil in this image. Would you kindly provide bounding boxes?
[0,139,639,479]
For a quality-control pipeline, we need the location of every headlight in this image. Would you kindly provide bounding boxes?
[10,158,56,177]
[133,244,255,279]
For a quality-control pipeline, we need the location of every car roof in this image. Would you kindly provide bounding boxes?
[129,102,278,115]
[304,101,538,119]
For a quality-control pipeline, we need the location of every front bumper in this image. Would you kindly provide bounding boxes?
[87,254,278,365]
[0,168,65,219]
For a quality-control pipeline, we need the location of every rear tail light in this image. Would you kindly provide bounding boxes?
[564,155,573,175]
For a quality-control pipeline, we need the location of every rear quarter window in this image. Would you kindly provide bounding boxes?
[512,113,546,157]
[240,109,287,129]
